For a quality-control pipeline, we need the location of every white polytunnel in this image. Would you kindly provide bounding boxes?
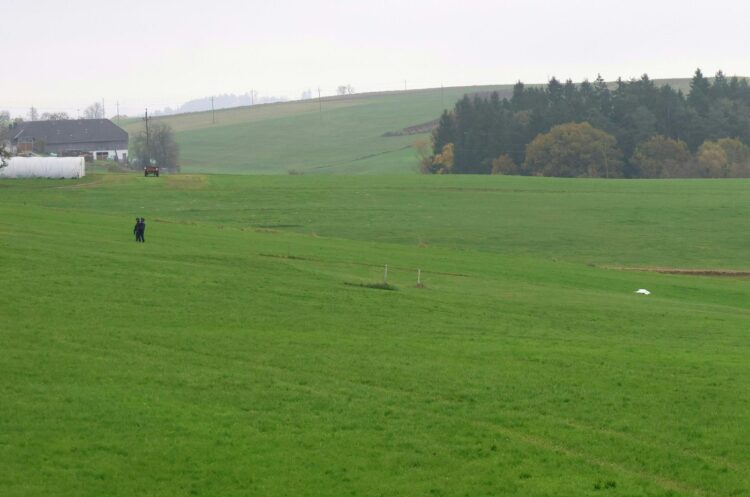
[0,157,86,179]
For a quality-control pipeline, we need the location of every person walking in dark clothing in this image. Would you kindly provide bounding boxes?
[133,217,146,242]
[134,218,141,242]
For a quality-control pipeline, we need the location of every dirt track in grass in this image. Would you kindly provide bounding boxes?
[604,265,750,277]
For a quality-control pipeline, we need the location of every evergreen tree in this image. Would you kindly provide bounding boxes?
[452,95,477,173]
[687,68,711,115]
[511,81,526,111]
[710,70,729,100]
[432,110,456,154]
[593,74,612,115]
[547,77,564,104]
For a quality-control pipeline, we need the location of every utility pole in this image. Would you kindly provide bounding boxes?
[116,101,120,125]
[317,87,322,118]
[211,96,215,124]
[251,90,254,106]
[144,108,150,166]
[404,80,407,91]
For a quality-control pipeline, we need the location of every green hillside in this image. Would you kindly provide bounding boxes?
[2,174,749,496]
[122,79,698,175]
[122,86,515,175]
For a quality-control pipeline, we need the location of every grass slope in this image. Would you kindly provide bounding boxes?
[122,86,514,175]
[1,174,749,497]
[121,79,703,175]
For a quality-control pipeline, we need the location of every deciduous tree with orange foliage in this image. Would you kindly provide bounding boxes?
[523,122,623,178]
[632,135,692,178]
[696,139,750,178]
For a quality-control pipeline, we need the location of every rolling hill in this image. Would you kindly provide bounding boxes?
[121,79,697,175]
[121,85,514,175]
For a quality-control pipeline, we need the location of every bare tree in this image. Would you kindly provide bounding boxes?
[336,85,355,95]
[41,112,70,121]
[83,102,105,119]
[132,121,180,171]
[0,143,9,168]
[28,107,39,121]
[0,112,13,167]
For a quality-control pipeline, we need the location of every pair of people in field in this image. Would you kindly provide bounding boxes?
[133,218,146,242]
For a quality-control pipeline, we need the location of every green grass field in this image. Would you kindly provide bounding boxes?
[2,173,749,496]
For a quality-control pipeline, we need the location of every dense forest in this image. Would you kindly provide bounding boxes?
[423,70,750,178]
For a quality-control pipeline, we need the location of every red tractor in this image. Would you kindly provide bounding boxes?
[144,166,160,177]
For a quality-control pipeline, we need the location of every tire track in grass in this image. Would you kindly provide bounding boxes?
[258,252,471,277]
[53,174,130,190]
[117,334,717,496]
[464,417,706,497]
[601,265,750,277]
[540,415,744,472]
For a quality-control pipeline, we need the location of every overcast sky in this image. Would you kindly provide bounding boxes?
[3,0,749,117]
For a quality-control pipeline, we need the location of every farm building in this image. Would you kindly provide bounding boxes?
[0,157,86,179]
[8,119,128,161]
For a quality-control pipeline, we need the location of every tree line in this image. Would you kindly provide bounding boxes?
[1,102,114,127]
[422,70,750,178]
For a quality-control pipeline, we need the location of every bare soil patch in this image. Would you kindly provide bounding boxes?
[382,119,438,137]
[604,265,750,277]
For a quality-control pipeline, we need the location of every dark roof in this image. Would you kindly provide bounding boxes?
[12,119,128,145]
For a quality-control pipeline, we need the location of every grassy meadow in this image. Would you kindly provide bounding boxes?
[1,173,749,496]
